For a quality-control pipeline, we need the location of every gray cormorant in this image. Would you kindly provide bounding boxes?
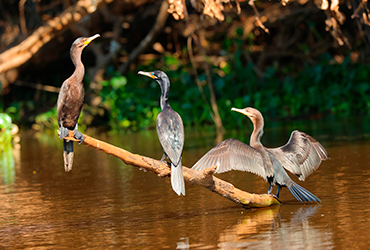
[138,70,186,196]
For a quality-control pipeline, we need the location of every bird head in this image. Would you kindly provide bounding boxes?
[231,107,263,123]
[138,70,170,91]
[137,70,167,80]
[71,34,100,50]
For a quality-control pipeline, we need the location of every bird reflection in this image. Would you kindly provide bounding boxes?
[217,205,326,249]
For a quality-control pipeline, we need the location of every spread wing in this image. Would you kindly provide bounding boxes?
[156,109,184,166]
[266,130,329,181]
[192,138,270,180]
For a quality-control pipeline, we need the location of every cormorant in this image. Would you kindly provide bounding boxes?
[57,34,100,172]
[192,107,329,202]
[138,70,186,196]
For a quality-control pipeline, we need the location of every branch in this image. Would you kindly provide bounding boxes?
[118,0,169,75]
[0,0,114,74]
[248,0,269,33]
[183,2,225,139]
[63,131,280,209]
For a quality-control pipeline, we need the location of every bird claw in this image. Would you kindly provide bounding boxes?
[59,127,69,140]
[160,153,166,162]
[74,130,85,144]
[271,194,281,203]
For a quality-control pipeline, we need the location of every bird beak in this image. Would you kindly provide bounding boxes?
[84,34,100,45]
[231,107,250,116]
[138,71,156,79]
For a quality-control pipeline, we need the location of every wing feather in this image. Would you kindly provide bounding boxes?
[266,130,329,181]
[192,138,269,180]
[156,109,184,166]
[57,81,69,122]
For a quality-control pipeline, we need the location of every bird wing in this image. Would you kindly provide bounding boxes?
[56,81,69,124]
[192,138,269,180]
[156,109,184,166]
[266,130,329,181]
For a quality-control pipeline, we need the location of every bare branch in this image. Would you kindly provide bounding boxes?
[62,131,280,209]
[119,0,169,75]
[183,2,225,139]
[0,0,114,75]
[248,0,269,33]
[19,0,27,35]
[13,80,60,93]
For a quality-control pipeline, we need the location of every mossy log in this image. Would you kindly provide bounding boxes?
[63,131,280,209]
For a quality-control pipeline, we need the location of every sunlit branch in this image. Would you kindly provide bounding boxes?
[62,131,280,209]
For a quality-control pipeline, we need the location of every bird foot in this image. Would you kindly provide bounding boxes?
[160,153,167,162]
[59,127,69,140]
[270,193,281,203]
[74,129,85,144]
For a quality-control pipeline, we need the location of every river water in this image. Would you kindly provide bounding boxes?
[1,116,370,249]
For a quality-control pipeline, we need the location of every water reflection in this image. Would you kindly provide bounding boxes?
[216,205,331,249]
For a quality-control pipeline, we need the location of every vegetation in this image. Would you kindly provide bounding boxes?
[92,52,370,132]
[0,113,14,146]
[0,113,16,185]
[1,0,370,133]
[1,48,369,133]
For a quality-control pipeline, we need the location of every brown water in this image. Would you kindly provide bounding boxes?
[1,117,370,249]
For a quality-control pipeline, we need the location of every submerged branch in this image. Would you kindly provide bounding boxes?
[62,131,280,209]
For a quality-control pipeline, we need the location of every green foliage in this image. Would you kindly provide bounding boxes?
[33,107,59,133]
[0,143,15,185]
[96,47,370,132]
[16,30,370,132]
[0,113,13,145]
[100,59,209,131]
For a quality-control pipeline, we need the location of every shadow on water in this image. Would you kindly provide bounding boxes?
[0,115,370,248]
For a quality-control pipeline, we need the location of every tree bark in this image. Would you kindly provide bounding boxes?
[62,131,280,209]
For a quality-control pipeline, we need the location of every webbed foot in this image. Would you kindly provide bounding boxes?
[74,129,85,144]
[59,126,69,140]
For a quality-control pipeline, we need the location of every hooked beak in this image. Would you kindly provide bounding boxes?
[84,34,100,45]
[138,71,156,79]
[231,107,250,117]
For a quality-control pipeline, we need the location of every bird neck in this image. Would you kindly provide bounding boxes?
[250,119,264,147]
[160,92,170,111]
[70,48,85,83]
[158,78,170,111]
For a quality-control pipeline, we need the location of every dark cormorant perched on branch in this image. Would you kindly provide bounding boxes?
[57,34,100,172]
[192,107,329,203]
[138,70,185,196]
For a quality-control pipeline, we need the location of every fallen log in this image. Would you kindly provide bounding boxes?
[62,131,280,209]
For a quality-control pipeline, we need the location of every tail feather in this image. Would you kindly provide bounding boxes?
[171,162,185,196]
[288,183,321,203]
[63,139,74,172]
[288,185,304,202]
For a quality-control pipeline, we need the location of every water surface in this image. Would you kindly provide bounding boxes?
[1,116,370,249]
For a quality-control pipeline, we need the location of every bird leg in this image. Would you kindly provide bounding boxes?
[267,184,273,194]
[276,185,282,198]
[73,124,85,144]
[160,153,166,161]
[59,123,69,140]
